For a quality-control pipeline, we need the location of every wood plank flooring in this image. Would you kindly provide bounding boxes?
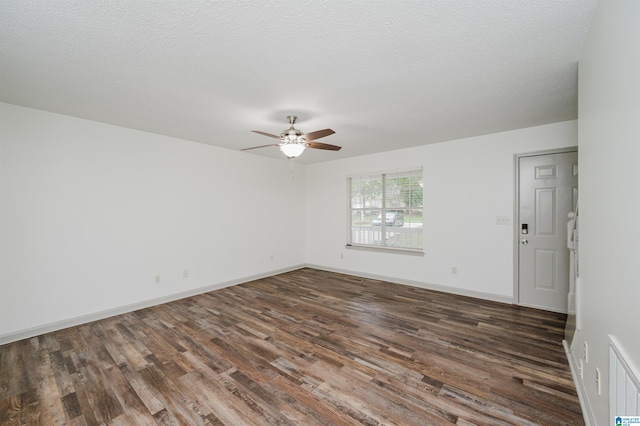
[0,268,583,425]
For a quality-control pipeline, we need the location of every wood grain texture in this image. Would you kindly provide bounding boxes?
[0,268,583,425]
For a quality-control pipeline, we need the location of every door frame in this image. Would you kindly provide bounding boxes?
[512,147,578,306]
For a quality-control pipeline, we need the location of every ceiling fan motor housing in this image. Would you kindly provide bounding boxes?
[281,128,305,144]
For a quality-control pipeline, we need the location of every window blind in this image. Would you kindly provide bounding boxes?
[347,168,423,252]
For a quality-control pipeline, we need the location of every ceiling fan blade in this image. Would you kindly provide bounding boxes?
[304,128,335,141]
[241,143,280,151]
[307,141,342,151]
[251,130,281,139]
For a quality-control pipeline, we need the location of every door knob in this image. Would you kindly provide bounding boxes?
[521,239,529,245]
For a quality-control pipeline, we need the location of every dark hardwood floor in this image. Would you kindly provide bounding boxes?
[0,268,583,425]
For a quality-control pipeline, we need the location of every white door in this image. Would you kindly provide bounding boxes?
[517,151,578,313]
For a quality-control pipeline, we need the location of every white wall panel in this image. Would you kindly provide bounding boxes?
[305,121,577,300]
[0,102,306,341]
[574,1,640,424]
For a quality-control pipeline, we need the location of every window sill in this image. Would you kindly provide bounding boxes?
[345,244,424,256]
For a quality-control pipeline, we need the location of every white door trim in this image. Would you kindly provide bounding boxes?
[512,147,578,306]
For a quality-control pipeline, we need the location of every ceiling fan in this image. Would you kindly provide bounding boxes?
[242,115,341,159]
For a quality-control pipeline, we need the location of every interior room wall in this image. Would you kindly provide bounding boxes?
[0,102,306,344]
[304,120,577,301]
[573,0,640,424]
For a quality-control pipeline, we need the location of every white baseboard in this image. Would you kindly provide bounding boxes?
[563,339,595,426]
[0,265,305,346]
[518,301,568,315]
[1,264,527,346]
[304,264,514,305]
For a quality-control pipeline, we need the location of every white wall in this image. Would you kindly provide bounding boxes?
[305,121,577,300]
[573,1,640,424]
[0,102,306,343]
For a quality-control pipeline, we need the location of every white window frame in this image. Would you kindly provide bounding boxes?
[346,168,423,255]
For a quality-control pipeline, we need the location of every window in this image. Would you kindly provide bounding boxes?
[347,168,423,253]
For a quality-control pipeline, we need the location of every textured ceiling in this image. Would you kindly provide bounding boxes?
[0,1,597,163]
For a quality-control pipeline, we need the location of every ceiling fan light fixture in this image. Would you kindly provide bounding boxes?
[244,115,340,158]
[280,143,306,158]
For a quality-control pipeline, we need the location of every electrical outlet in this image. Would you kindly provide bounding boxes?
[270,254,274,261]
[183,269,189,279]
[340,254,344,259]
[451,267,457,275]
[496,216,511,225]
[155,275,161,284]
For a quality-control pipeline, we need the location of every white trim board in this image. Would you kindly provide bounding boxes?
[1,263,514,346]
[306,264,513,305]
[564,339,595,426]
[0,265,305,346]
